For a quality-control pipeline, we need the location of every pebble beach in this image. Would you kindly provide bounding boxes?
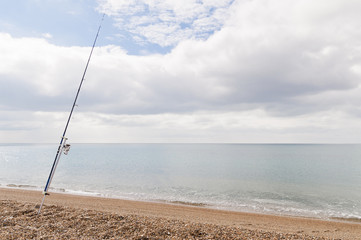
[1,188,361,239]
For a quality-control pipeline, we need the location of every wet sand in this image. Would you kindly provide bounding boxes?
[1,188,360,239]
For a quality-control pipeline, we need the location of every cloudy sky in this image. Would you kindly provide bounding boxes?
[1,0,361,143]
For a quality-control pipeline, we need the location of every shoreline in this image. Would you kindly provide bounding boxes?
[1,188,361,239]
[2,185,360,223]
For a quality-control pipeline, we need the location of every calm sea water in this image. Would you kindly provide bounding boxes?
[1,143,361,220]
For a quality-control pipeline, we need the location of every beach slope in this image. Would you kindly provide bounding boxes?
[1,188,360,239]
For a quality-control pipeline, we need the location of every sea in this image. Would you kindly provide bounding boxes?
[1,143,361,220]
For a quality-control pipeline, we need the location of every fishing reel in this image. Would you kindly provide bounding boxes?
[63,144,71,155]
[62,137,71,155]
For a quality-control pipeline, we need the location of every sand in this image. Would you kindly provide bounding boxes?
[1,188,360,239]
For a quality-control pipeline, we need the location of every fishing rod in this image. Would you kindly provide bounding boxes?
[38,14,105,214]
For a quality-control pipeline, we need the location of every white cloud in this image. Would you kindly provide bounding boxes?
[42,33,53,39]
[1,0,361,143]
[2,109,361,143]
[97,0,234,46]
[0,33,92,99]
[2,0,361,115]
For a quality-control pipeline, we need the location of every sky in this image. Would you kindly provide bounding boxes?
[1,0,361,143]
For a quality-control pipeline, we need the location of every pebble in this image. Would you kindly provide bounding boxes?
[0,200,329,240]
